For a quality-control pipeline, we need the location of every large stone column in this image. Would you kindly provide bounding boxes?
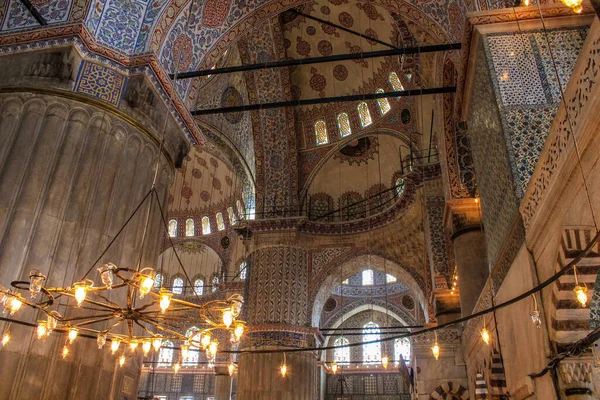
[452,228,488,317]
[214,366,232,400]
[0,92,180,400]
[236,246,319,400]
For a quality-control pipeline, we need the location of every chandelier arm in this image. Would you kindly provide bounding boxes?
[69,315,116,328]
[140,317,187,340]
[92,293,123,308]
[60,313,115,323]
[102,317,124,334]
[54,291,120,311]
[140,306,195,314]
[134,320,157,337]
[127,319,134,338]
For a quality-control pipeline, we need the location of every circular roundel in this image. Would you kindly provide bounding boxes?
[333,65,348,81]
[338,12,354,28]
[401,108,411,125]
[221,86,244,124]
[323,297,337,312]
[318,40,333,56]
[306,26,317,35]
[402,295,415,310]
[221,236,230,249]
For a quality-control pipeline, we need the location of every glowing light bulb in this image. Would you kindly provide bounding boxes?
[181,344,189,360]
[228,362,235,376]
[152,338,162,352]
[138,270,155,299]
[481,328,491,345]
[111,339,121,354]
[234,322,244,340]
[119,355,126,367]
[431,343,440,360]
[280,363,288,377]
[36,321,48,340]
[208,340,219,358]
[9,296,22,315]
[530,310,542,328]
[222,308,234,328]
[381,355,389,369]
[201,333,211,349]
[173,363,181,374]
[142,340,151,355]
[2,332,10,346]
[159,289,172,314]
[68,328,78,344]
[62,346,69,358]
[575,285,588,307]
[129,341,138,351]
[98,263,115,289]
[29,270,46,299]
[560,0,583,12]
[47,313,58,332]
[97,333,107,349]
[73,282,89,307]
[522,0,529,5]
[331,363,338,374]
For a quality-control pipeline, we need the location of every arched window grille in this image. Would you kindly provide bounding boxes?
[389,72,404,93]
[362,269,374,286]
[227,207,237,226]
[386,274,397,283]
[168,219,177,237]
[185,218,195,237]
[357,102,372,127]
[337,113,352,137]
[395,337,411,365]
[363,322,381,364]
[194,279,204,296]
[240,262,247,280]
[315,120,329,145]
[376,89,391,114]
[202,216,211,235]
[158,341,174,367]
[216,212,225,231]
[333,337,350,364]
[395,177,405,197]
[172,277,184,295]
[185,327,201,366]
[154,273,164,288]
[236,200,245,219]
[212,276,219,293]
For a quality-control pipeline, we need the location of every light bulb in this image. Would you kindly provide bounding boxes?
[119,355,126,367]
[173,363,181,374]
[222,308,234,328]
[481,328,491,345]
[138,270,155,299]
[9,296,22,315]
[280,364,288,377]
[2,332,10,346]
[62,346,69,358]
[111,339,121,354]
[201,333,211,349]
[36,321,48,340]
[575,285,588,307]
[234,322,244,340]
[97,333,107,349]
[181,344,189,359]
[331,363,338,374]
[73,281,91,307]
[142,340,151,355]
[228,362,235,376]
[68,328,78,344]
[560,0,583,12]
[431,343,440,360]
[47,313,58,332]
[98,263,115,289]
[29,270,46,299]
[152,338,162,352]
[159,289,172,314]
[208,340,219,357]
[530,310,542,328]
[381,355,389,369]
[129,341,138,351]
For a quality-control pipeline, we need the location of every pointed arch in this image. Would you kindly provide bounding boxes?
[357,102,372,127]
[315,120,329,145]
[337,113,352,137]
[376,89,391,114]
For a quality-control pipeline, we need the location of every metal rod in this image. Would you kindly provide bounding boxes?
[319,326,423,331]
[171,43,461,79]
[291,9,398,50]
[192,86,456,115]
[18,0,47,25]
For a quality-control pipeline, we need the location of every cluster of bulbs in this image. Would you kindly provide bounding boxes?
[450,270,458,295]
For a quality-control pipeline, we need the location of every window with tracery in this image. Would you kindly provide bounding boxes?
[395,337,411,365]
[202,216,211,235]
[212,276,219,293]
[158,341,174,367]
[315,120,329,145]
[240,262,247,280]
[172,277,184,295]
[337,113,352,137]
[184,327,201,366]
[227,207,237,225]
[362,269,374,286]
[389,72,404,93]
[386,274,396,283]
[395,177,405,197]
[363,322,381,364]
[236,200,245,220]
[216,212,225,231]
[194,279,204,296]
[357,102,372,127]
[154,273,164,288]
[168,219,177,237]
[376,89,391,114]
[185,218,194,237]
[333,337,350,364]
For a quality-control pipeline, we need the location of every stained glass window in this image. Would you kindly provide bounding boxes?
[158,341,174,367]
[363,322,381,364]
[212,276,219,293]
[172,277,184,295]
[202,216,211,235]
[395,178,405,197]
[386,274,396,283]
[240,261,247,280]
[395,338,411,365]
[337,113,352,137]
[236,200,245,220]
[357,102,372,127]
[362,269,374,286]
[185,218,194,237]
[185,328,201,366]
[334,337,350,364]
[168,219,177,237]
[154,273,164,288]
[315,120,329,145]
[227,207,237,226]
[216,212,225,231]
[389,72,404,93]
[375,89,391,115]
[194,279,204,296]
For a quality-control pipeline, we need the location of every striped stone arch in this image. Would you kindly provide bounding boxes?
[429,381,469,400]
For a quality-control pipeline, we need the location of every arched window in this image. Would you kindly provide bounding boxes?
[357,102,372,127]
[216,212,225,231]
[172,277,184,295]
[389,72,404,93]
[337,113,352,137]
[362,269,374,286]
[363,322,381,364]
[342,278,349,285]
[185,327,201,366]
[333,337,350,364]
[315,120,329,145]
[236,200,245,220]
[240,261,247,280]
[376,89,391,115]
[227,207,237,226]
[202,216,211,235]
[185,218,194,236]
[168,219,177,237]
[395,338,411,365]
[395,178,405,197]
[154,273,164,288]
[212,276,219,293]
[194,279,204,296]
[158,340,174,367]
[386,274,396,283]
